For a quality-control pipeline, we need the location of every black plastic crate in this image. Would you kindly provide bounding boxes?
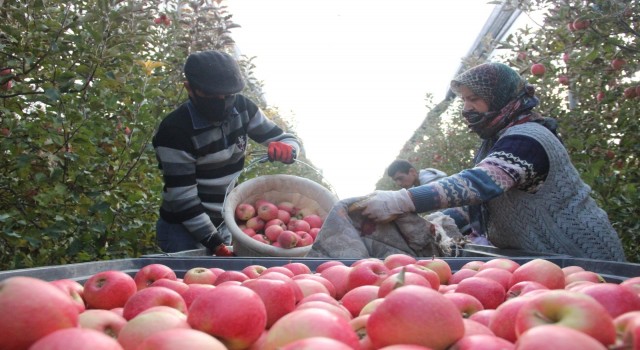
[1,255,638,284]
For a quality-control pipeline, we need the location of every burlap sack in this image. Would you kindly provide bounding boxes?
[223,174,338,257]
[308,197,462,259]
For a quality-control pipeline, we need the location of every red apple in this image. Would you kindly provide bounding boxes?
[390,264,440,290]
[579,283,640,318]
[468,309,496,328]
[515,289,616,346]
[214,270,249,285]
[122,286,187,321]
[0,276,80,349]
[377,270,431,298]
[506,280,549,299]
[460,260,485,271]
[315,260,345,273]
[596,91,606,103]
[562,266,586,278]
[118,310,190,350]
[150,278,190,295]
[478,258,520,273]
[188,285,267,350]
[295,231,314,247]
[508,258,564,290]
[308,227,321,240]
[455,276,505,310]
[320,264,351,300]
[449,334,515,350]
[30,327,124,350]
[357,298,384,318]
[346,259,390,291]
[564,270,605,286]
[134,264,177,290]
[611,58,626,70]
[515,324,607,350]
[243,278,297,329]
[276,230,299,248]
[265,218,287,230]
[241,264,268,279]
[257,201,280,221]
[279,336,354,350]
[242,227,257,237]
[558,75,570,85]
[282,262,312,276]
[263,308,360,350]
[235,203,256,221]
[530,63,546,76]
[613,311,640,349]
[258,271,304,303]
[474,267,512,291]
[624,86,637,99]
[449,268,478,285]
[138,305,187,319]
[181,284,215,309]
[302,214,324,229]
[277,201,297,215]
[517,51,527,61]
[287,218,311,233]
[51,279,86,313]
[462,318,494,336]
[264,224,284,242]
[416,258,452,285]
[137,328,228,350]
[246,216,266,232]
[293,278,331,299]
[383,253,417,269]
[252,234,270,244]
[621,276,640,296]
[367,285,465,349]
[79,309,127,338]
[277,209,291,224]
[572,18,591,30]
[341,285,380,318]
[488,294,531,342]
[183,267,217,285]
[297,292,337,305]
[84,270,137,310]
[444,292,485,318]
[295,300,352,321]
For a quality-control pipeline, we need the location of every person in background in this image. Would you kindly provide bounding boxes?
[386,158,489,245]
[152,50,302,256]
[386,159,447,189]
[353,62,625,261]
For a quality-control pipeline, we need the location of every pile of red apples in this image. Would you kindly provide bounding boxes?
[234,199,324,249]
[2,255,640,349]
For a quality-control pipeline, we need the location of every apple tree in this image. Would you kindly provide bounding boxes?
[0,0,243,269]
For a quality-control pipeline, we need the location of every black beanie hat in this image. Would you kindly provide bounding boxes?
[184,50,245,95]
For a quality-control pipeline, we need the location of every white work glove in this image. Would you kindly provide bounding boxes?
[350,189,416,223]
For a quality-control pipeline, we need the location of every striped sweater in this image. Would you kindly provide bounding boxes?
[152,95,301,243]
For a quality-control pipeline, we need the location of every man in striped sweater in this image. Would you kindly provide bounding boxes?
[152,50,302,256]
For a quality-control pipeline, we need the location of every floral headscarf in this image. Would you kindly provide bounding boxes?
[451,62,542,140]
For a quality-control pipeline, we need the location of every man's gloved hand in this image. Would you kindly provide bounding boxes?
[349,189,416,223]
[268,141,295,164]
[214,244,235,257]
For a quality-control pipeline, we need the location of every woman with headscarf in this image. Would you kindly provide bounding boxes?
[352,62,625,261]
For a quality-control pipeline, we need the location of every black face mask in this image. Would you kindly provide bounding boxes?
[190,94,236,122]
[462,109,500,139]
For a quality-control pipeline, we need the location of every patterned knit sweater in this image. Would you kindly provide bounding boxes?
[409,122,625,261]
[485,123,625,261]
[153,95,301,243]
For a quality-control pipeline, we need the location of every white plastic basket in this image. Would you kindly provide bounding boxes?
[223,174,339,257]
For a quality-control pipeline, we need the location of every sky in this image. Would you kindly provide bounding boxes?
[226,1,500,199]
